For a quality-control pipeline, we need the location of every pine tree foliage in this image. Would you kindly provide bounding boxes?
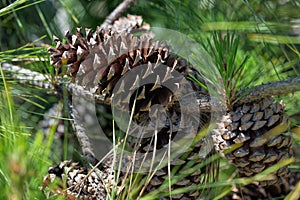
[0,0,300,200]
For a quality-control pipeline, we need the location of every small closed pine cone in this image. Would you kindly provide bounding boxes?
[213,97,294,195]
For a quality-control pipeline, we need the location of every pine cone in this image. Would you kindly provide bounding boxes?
[142,137,215,199]
[42,160,113,200]
[76,31,211,199]
[48,16,212,199]
[213,97,294,193]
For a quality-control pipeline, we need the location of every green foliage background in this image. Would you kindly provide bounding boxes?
[0,0,299,199]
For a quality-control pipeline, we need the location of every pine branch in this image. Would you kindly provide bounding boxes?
[100,0,136,28]
[1,63,53,89]
[65,83,107,104]
[1,63,213,112]
[237,76,300,104]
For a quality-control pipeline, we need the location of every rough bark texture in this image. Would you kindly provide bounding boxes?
[237,77,300,104]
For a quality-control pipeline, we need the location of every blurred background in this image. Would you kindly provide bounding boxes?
[0,1,299,199]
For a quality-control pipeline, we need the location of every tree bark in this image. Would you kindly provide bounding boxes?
[236,76,300,104]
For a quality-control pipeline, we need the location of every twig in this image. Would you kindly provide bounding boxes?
[68,101,99,165]
[100,0,136,28]
[237,76,300,104]
[66,83,107,104]
[1,62,53,89]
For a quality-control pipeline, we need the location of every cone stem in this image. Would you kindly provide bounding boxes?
[237,76,300,104]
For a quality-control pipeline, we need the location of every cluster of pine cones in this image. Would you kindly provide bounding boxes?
[44,14,297,199]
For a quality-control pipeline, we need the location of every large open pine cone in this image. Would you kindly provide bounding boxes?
[75,32,210,199]
[48,15,212,199]
[213,97,294,194]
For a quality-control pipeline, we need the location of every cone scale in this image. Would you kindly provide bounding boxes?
[213,97,293,192]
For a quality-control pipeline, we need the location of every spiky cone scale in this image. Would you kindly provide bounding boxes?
[213,97,294,194]
[42,160,114,200]
[48,14,149,77]
[48,28,113,77]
